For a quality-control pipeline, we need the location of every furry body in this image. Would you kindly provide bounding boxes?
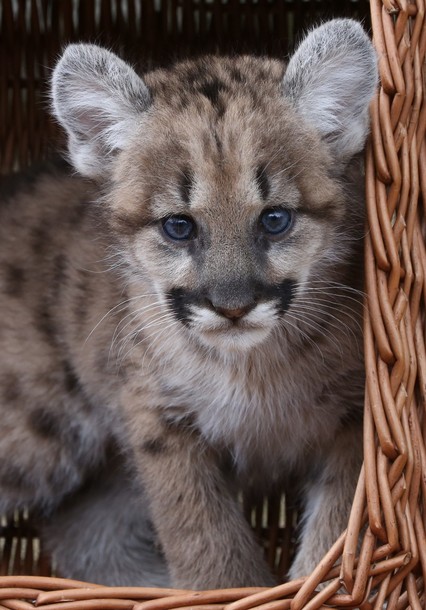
[0,20,377,588]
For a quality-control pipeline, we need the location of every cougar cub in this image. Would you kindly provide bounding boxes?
[0,19,377,588]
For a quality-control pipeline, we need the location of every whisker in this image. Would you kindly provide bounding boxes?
[279,313,325,363]
[296,287,366,307]
[120,319,179,368]
[284,310,344,359]
[295,297,364,323]
[111,301,164,348]
[86,292,163,344]
[303,280,366,297]
[291,303,360,344]
[293,298,363,334]
[141,322,183,373]
[116,312,175,361]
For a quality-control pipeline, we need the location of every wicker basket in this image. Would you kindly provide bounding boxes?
[1,1,425,608]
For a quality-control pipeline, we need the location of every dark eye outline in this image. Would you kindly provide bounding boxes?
[258,207,293,237]
[161,215,197,242]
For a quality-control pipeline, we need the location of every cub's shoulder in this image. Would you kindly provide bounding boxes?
[1,157,72,202]
[0,157,96,221]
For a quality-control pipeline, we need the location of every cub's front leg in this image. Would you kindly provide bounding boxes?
[124,407,275,589]
[289,423,363,581]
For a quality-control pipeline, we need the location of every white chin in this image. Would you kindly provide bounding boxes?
[197,326,273,351]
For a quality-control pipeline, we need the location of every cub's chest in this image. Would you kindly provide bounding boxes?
[157,346,337,470]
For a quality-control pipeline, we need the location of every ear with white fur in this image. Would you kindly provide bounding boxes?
[51,44,151,178]
[282,19,378,164]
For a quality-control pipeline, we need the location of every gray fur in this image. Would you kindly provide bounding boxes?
[42,459,170,586]
[0,19,377,588]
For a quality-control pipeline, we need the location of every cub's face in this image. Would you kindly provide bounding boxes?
[109,68,343,351]
[51,20,377,351]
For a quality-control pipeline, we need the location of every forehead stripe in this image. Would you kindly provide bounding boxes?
[255,165,270,200]
[179,169,193,205]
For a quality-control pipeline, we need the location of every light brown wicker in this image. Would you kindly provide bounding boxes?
[0,0,425,608]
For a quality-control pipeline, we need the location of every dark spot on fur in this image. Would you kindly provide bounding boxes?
[73,273,90,329]
[230,68,245,83]
[258,279,296,315]
[35,306,57,345]
[179,169,193,204]
[166,288,192,325]
[31,225,49,257]
[63,360,81,394]
[53,254,67,288]
[219,449,235,477]
[141,438,167,455]
[213,130,223,154]
[199,79,221,105]
[175,414,195,429]
[1,373,22,404]
[199,79,227,117]
[74,307,88,336]
[255,166,270,200]
[3,264,26,297]
[163,412,196,432]
[28,407,62,439]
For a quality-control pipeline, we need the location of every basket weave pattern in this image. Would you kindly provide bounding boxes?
[1,0,425,608]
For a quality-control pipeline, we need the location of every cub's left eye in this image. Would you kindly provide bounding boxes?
[259,207,293,236]
[162,215,196,241]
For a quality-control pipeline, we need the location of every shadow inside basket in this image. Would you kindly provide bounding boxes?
[0,511,52,577]
[1,495,298,583]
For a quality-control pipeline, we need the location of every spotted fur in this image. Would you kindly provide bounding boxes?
[0,19,377,588]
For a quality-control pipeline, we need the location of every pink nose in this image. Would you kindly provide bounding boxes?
[215,306,250,320]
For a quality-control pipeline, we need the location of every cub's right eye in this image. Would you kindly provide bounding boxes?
[161,215,196,241]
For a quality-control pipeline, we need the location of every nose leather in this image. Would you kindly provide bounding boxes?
[215,305,253,320]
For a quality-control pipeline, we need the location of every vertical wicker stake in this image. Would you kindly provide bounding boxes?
[363,1,426,608]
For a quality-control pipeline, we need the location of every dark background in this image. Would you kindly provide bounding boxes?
[0,0,372,173]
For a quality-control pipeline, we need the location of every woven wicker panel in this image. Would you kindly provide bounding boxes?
[0,0,371,173]
[0,0,425,609]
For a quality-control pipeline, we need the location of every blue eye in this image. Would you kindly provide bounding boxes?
[259,208,292,236]
[162,215,196,241]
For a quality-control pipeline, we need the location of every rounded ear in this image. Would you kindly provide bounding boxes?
[282,19,378,165]
[51,44,151,178]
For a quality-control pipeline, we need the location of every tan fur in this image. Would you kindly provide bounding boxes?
[0,20,377,588]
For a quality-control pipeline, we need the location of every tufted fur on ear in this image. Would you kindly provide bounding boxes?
[282,19,378,164]
[51,45,151,178]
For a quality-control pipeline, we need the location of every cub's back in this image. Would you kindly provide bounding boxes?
[0,160,95,291]
[0,162,111,516]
